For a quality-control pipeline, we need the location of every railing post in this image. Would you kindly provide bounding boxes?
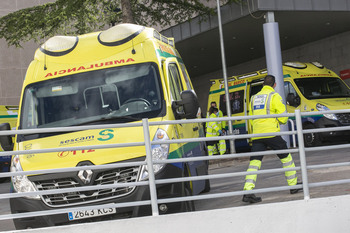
[294,110,310,200]
[142,118,159,216]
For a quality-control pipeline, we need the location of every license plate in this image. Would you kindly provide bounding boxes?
[68,208,116,221]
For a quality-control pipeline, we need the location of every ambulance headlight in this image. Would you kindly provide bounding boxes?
[316,103,338,121]
[11,155,39,199]
[140,129,169,180]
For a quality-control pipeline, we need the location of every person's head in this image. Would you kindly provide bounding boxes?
[209,106,218,115]
[210,101,217,108]
[263,75,276,88]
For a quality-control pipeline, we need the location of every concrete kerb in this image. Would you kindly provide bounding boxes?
[12,194,350,233]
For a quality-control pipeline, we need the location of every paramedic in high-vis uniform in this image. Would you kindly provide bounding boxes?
[242,75,302,204]
[206,107,226,156]
[206,102,226,155]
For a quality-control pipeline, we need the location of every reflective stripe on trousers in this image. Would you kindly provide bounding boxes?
[218,140,226,155]
[208,140,226,156]
[243,160,262,190]
[281,154,297,186]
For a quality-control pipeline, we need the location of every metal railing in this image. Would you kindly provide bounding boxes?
[0,109,350,227]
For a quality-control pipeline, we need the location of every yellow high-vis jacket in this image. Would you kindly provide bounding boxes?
[206,109,226,130]
[217,110,226,130]
[206,113,221,137]
[249,85,288,140]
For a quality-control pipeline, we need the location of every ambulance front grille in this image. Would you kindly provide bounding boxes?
[335,113,350,125]
[34,166,140,207]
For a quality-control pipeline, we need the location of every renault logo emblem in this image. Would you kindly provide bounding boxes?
[78,169,93,184]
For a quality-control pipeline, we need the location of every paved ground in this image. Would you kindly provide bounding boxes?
[0,179,14,232]
[196,146,350,211]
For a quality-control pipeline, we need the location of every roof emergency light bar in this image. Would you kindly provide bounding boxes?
[40,36,78,56]
[98,23,145,46]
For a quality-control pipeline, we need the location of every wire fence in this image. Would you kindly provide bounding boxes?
[0,109,350,229]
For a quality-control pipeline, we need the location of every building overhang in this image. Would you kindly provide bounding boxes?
[161,0,350,78]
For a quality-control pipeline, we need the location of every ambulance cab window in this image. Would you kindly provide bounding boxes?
[168,63,184,101]
[179,63,192,90]
[284,81,300,107]
[250,82,263,98]
[19,62,164,135]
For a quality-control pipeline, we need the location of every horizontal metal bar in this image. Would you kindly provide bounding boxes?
[303,125,350,134]
[305,143,350,152]
[0,148,300,178]
[157,184,304,204]
[0,141,145,157]
[308,179,350,188]
[0,200,152,221]
[155,166,301,185]
[0,181,149,200]
[0,122,143,136]
[0,109,348,137]
[0,166,301,201]
[0,160,147,178]
[307,161,350,170]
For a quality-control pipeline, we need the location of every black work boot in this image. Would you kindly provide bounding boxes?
[242,194,262,203]
[290,182,303,194]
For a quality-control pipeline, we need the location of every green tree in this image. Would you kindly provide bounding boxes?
[0,0,240,47]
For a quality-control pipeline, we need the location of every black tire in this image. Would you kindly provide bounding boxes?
[202,161,211,193]
[182,165,195,212]
[203,178,211,193]
[303,124,320,147]
[0,177,9,183]
[183,183,195,212]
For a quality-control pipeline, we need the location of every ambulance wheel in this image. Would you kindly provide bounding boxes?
[182,165,195,212]
[202,163,211,193]
[303,124,320,147]
[203,179,211,193]
[183,183,195,212]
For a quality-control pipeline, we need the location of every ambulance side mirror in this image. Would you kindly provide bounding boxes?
[287,93,300,107]
[0,123,14,151]
[172,90,200,119]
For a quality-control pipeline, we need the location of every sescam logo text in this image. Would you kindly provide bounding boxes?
[59,129,115,146]
[60,135,95,146]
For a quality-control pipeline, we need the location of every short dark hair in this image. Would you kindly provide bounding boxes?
[263,75,276,87]
[210,101,217,106]
[209,106,218,115]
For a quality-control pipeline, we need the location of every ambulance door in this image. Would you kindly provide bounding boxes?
[163,58,199,141]
[247,81,264,134]
[163,58,206,193]
[284,81,301,113]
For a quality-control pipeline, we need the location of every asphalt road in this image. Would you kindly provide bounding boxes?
[1,146,350,231]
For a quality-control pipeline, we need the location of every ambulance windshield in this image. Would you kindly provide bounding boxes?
[20,62,164,130]
[294,77,350,100]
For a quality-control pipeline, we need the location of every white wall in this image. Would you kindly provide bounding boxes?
[18,195,350,233]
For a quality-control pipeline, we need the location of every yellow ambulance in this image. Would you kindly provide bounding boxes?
[0,105,18,174]
[208,62,350,150]
[0,24,209,229]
